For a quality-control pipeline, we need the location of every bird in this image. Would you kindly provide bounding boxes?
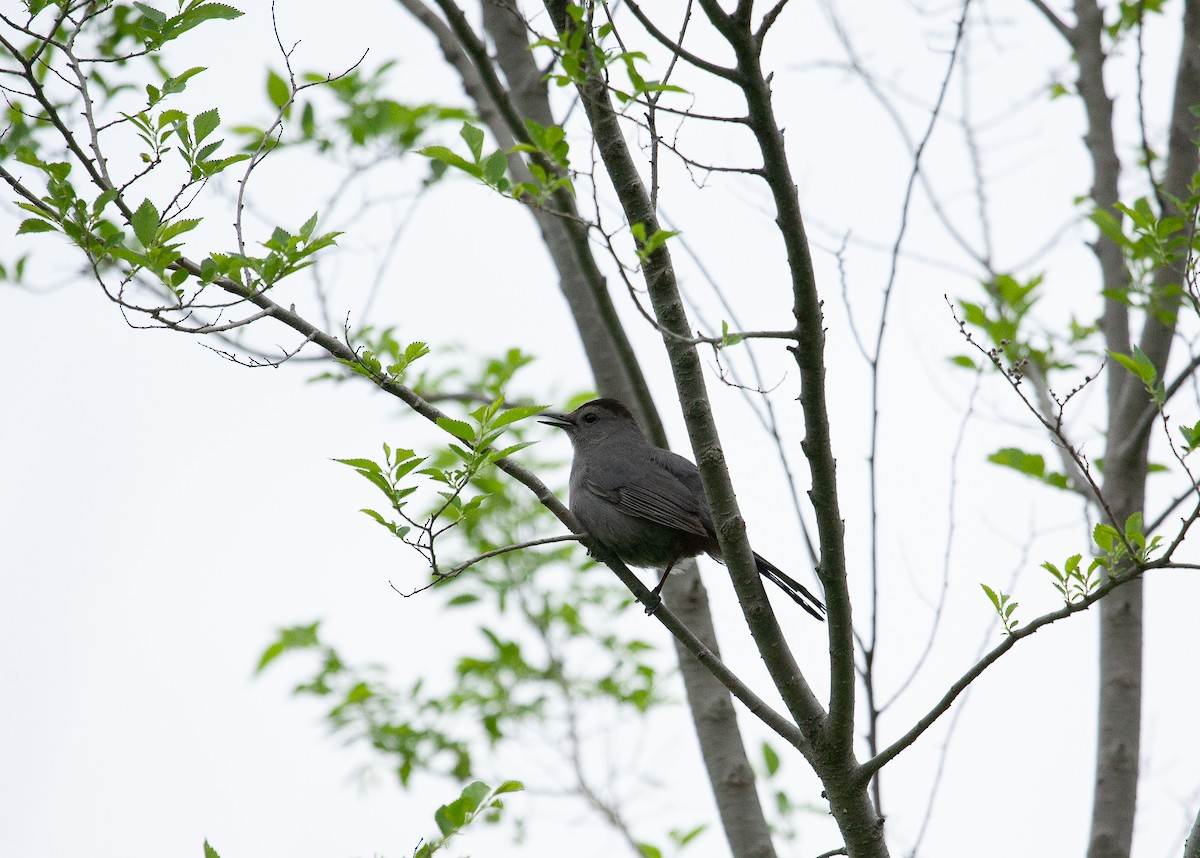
[539,398,825,620]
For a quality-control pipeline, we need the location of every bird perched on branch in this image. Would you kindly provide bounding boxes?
[540,398,825,620]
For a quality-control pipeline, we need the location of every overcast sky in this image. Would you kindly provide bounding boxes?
[3,2,1200,857]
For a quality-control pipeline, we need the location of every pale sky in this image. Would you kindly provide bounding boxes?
[2,2,1199,857]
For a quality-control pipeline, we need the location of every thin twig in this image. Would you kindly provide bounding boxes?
[392,535,582,595]
[859,563,1147,783]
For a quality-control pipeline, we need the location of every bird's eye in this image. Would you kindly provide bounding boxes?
[582,412,598,424]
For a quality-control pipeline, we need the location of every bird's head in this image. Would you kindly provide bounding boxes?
[539,398,644,449]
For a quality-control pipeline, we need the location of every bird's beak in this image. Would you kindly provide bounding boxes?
[538,410,574,429]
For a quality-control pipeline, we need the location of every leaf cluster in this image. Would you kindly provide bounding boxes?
[1105,0,1168,41]
[419,120,575,204]
[205,777,522,858]
[1091,512,1162,571]
[333,396,543,567]
[134,1,241,49]
[257,621,476,786]
[532,2,687,104]
[980,584,1020,635]
[264,347,671,828]
[986,447,1072,492]
[416,779,524,858]
[4,8,341,304]
[986,512,1162,629]
[241,62,472,159]
[631,221,679,265]
[1091,196,1190,323]
[953,274,1090,376]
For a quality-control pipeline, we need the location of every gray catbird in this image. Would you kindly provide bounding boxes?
[540,398,826,620]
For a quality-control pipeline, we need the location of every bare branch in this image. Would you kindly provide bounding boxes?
[880,369,983,713]
[859,565,1147,783]
[623,0,740,81]
[392,535,582,595]
[1027,0,1074,41]
[755,0,792,43]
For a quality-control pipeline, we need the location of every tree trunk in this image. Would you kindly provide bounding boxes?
[402,3,788,855]
[1087,2,1200,855]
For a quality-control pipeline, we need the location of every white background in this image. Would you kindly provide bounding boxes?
[2,2,1199,857]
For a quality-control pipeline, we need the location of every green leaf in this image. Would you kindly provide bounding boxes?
[1180,421,1200,452]
[197,153,250,176]
[988,447,1045,478]
[1124,511,1144,542]
[481,150,508,186]
[131,198,160,247]
[433,805,459,836]
[92,188,120,215]
[460,780,490,809]
[987,447,1072,491]
[980,583,1001,610]
[160,218,201,242]
[1093,523,1119,553]
[332,457,383,473]
[360,509,406,537]
[162,66,206,94]
[14,147,44,168]
[268,225,290,249]
[636,227,679,258]
[180,3,243,25]
[949,355,976,369]
[266,70,290,109]
[490,441,535,460]
[417,145,481,177]
[492,779,524,795]
[762,742,780,776]
[17,218,57,234]
[959,300,989,329]
[256,622,320,672]
[437,417,476,443]
[298,211,319,240]
[203,840,222,858]
[193,108,220,143]
[134,2,168,26]
[492,405,546,429]
[158,109,188,129]
[1108,346,1157,386]
[460,122,485,162]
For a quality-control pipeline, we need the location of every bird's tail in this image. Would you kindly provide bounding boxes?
[754,553,826,621]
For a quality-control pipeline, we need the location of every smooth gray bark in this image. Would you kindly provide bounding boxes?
[397,3,786,855]
[1089,3,1200,854]
[1084,2,1200,856]
[542,0,886,854]
[481,6,785,855]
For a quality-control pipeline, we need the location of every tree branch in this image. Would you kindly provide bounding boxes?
[1027,0,1074,41]
[623,0,740,81]
[859,566,1146,783]
[544,0,826,745]
[1185,801,1200,858]
[405,0,665,441]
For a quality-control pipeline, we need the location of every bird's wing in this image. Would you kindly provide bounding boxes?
[581,454,711,538]
[649,447,707,496]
